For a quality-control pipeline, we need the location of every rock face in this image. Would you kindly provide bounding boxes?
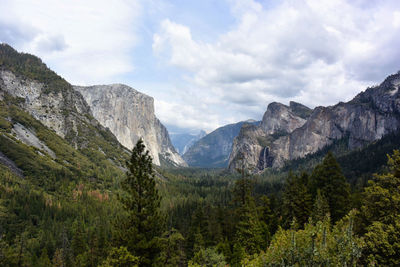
[170,130,207,155]
[184,120,259,168]
[0,68,97,148]
[74,84,187,167]
[229,102,310,170]
[229,72,400,171]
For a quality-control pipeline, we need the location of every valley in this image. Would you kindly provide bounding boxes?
[1,43,400,266]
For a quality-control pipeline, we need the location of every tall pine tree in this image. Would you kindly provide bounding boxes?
[282,172,312,228]
[310,152,350,222]
[113,139,164,266]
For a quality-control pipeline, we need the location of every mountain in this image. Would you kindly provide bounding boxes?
[229,73,400,172]
[74,84,187,167]
[0,43,127,184]
[183,120,259,168]
[170,130,206,155]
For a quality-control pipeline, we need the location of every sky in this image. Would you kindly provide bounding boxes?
[1,0,400,134]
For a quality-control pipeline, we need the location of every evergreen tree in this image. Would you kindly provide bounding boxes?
[113,139,164,266]
[189,247,227,267]
[155,229,186,267]
[99,246,139,267]
[231,165,264,262]
[244,210,363,266]
[310,152,350,222]
[282,172,312,228]
[360,150,400,265]
[311,189,330,223]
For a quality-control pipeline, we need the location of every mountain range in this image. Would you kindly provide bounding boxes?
[1,43,400,175]
[229,73,400,172]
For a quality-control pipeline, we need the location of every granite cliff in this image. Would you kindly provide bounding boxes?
[170,130,207,155]
[229,72,400,171]
[74,84,187,167]
[184,120,259,168]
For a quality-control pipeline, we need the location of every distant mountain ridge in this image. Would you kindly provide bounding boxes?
[228,72,400,172]
[170,130,206,155]
[183,120,259,168]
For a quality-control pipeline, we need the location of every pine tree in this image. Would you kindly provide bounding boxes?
[155,229,186,267]
[113,139,164,266]
[282,172,312,228]
[360,150,400,265]
[311,189,330,223]
[232,165,264,260]
[310,152,350,222]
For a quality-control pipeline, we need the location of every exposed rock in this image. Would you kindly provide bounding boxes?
[260,102,308,135]
[74,84,187,167]
[170,130,206,155]
[0,44,127,171]
[12,123,56,158]
[0,69,92,147]
[184,120,259,168]
[228,72,400,171]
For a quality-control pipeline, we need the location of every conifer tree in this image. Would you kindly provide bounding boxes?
[310,152,350,222]
[311,189,330,223]
[114,139,164,266]
[282,172,312,228]
[232,163,264,261]
[360,150,400,265]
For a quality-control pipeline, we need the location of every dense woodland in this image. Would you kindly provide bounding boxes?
[1,132,400,266]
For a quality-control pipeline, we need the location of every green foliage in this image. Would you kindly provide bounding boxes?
[245,210,363,266]
[99,246,139,267]
[311,189,330,223]
[188,247,227,267]
[0,43,71,94]
[282,172,312,227]
[113,139,164,266]
[155,229,186,266]
[310,152,351,222]
[360,150,400,265]
[0,99,125,190]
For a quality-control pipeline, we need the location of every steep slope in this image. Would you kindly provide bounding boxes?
[0,43,129,174]
[183,120,259,168]
[229,73,400,172]
[74,84,187,167]
[170,130,206,155]
[0,94,126,188]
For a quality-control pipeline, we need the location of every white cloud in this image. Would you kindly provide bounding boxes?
[153,0,400,131]
[0,0,141,85]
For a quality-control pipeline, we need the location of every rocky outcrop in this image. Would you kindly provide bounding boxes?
[0,69,97,148]
[229,103,309,170]
[184,120,259,168]
[228,73,400,171]
[74,84,187,167]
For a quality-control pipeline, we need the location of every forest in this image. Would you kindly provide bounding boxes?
[1,131,400,266]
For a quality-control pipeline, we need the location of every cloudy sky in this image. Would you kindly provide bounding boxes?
[1,0,400,133]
